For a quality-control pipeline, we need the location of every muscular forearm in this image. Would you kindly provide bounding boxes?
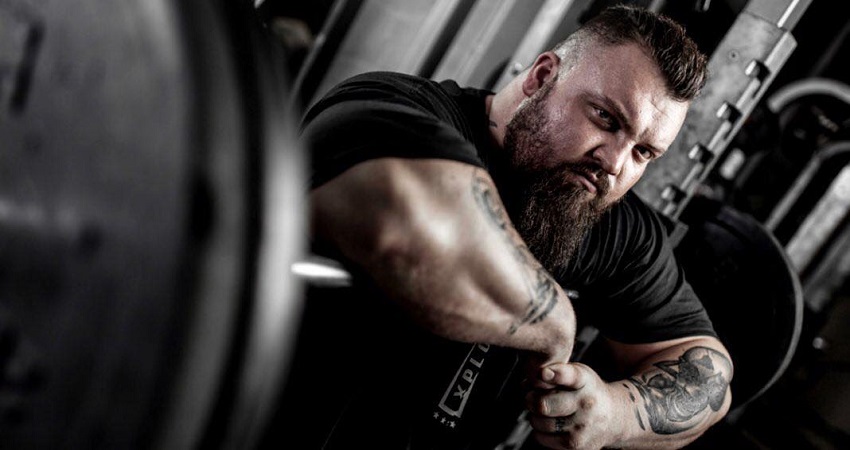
[608,339,733,449]
[311,159,576,362]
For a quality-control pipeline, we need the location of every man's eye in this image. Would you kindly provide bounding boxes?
[595,107,617,129]
[636,147,655,161]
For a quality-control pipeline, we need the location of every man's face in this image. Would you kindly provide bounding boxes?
[502,42,689,270]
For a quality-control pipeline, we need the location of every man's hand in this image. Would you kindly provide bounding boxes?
[525,363,626,450]
[525,339,733,450]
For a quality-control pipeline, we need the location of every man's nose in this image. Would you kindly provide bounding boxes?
[591,139,630,176]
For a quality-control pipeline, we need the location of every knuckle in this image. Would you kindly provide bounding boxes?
[579,396,595,411]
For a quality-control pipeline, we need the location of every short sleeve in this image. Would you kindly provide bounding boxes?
[302,96,485,189]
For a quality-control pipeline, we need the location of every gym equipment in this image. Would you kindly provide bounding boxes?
[0,0,305,448]
[633,0,811,220]
[778,144,850,313]
[675,195,803,412]
[296,0,476,109]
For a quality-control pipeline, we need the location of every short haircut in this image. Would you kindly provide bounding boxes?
[553,5,708,101]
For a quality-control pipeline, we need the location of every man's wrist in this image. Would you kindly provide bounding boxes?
[602,380,637,448]
[545,300,577,363]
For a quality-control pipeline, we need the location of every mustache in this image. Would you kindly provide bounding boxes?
[572,161,610,196]
[546,161,611,198]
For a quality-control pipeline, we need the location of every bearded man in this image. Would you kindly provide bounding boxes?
[267,5,733,450]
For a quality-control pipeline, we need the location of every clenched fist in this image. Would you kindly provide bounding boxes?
[525,363,627,450]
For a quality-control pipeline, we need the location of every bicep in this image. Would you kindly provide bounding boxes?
[605,335,732,377]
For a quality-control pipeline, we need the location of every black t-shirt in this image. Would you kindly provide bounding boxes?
[268,71,717,450]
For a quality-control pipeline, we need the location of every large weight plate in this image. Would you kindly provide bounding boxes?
[675,195,803,412]
[0,0,304,448]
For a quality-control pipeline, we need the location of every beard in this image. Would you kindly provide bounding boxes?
[496,80,612,272]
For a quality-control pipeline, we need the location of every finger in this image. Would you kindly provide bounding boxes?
[542,363,587,390]
[527,378,560,390]
[527,412,576,434]
[533,430,583,450]
[522,375,559,391]
[525,364,569,390]
[526,389,581,417]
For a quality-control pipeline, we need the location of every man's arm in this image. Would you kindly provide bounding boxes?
[310,157,577,364]
[526,336,733,449]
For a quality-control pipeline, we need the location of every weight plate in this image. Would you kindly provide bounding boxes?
[0,0,306,448]
[675,195,803,412]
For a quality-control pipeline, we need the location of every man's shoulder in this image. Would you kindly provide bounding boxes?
[320,71,443,104]
[302,71,451,123]
[341,70,432,85]
[302,72,488,188]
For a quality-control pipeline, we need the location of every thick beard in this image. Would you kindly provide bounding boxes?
[498,80,611,272]
[510,166,609,273]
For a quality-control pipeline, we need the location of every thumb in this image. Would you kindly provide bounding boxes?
[540,363,587,390]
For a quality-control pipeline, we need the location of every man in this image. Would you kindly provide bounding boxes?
[271,5,733,450]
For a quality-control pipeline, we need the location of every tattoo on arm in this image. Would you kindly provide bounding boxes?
[622,382,646,430]
[508,269,559,334]
[471,173,558,335]
[626,346,732,435]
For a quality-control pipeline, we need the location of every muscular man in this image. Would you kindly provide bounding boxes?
[270,5,733,450]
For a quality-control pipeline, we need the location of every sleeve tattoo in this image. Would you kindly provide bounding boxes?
[626,347,732,435]
[470,173,558,335]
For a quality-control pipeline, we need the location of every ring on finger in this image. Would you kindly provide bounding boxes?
[554,416,568,433]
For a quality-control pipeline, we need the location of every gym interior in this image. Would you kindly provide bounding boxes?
[2,0,849,448]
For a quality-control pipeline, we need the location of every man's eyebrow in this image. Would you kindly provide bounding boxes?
[595,94,633,133]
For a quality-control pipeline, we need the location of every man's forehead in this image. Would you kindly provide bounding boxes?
[649,98,690,149]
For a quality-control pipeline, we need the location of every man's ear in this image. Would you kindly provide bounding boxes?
[521,51,560,97]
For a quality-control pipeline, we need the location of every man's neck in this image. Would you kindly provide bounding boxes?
[484,93,505,150]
